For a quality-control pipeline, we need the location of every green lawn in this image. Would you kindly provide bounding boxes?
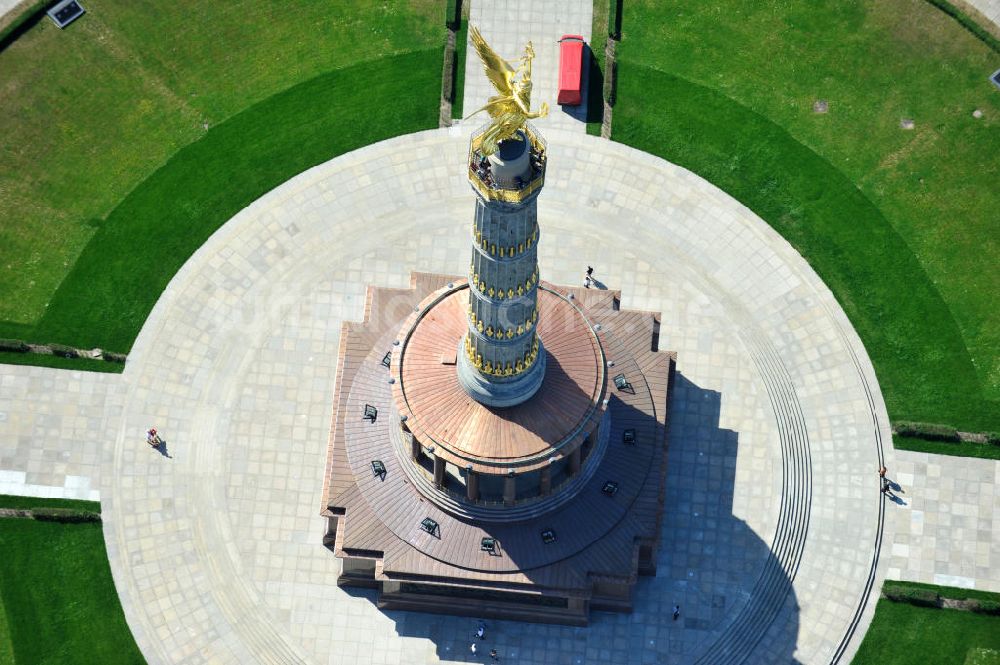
[0,494,101,511]
[0,498,142,664]
[0,0,442,348]
[854,598,1000,664]
[0,596,11,665]
[24,49,441,353]
[610,0,1000,431]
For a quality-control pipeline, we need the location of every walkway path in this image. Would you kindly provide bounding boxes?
[462,0,593,133]
[886,449,1000,592]
[1,126,996,663]
[0,366,116,501]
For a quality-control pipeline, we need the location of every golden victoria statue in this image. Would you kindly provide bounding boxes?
[467,25,549,155]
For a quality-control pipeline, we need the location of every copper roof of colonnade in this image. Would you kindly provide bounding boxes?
[389,281,607,474]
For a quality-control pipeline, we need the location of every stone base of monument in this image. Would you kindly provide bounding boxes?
[321,272,675,625]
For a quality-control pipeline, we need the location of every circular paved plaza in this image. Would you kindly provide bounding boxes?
[102,127,891,664]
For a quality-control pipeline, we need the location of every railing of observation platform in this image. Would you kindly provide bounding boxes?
[468,122,547,204]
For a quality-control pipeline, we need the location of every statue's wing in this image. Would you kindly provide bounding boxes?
[470,26,515,96]
[465,96,517,121]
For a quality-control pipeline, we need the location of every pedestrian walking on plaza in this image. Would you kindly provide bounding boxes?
[145,427,173,458]
[672,604,681,621]
[476,622,485,639]
[470,642,477,655]
[584,265,594,288]
[490,647,499,661]
[880,476,894,497]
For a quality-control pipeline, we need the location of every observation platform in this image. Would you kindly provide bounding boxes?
[468,123,546,204]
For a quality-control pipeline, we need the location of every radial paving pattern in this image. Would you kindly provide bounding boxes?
[77,126,895,664]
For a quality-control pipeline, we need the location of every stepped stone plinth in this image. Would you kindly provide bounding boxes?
[322,272,674,624]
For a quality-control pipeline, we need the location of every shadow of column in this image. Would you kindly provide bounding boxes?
[644,372,801,663]
[375,371,800,664]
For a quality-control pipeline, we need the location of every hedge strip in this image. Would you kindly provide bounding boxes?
[31,507,102,523]
[0,507,102,523]
[0,0,48,51]
[0,338,126,363]
[924,0,1000,53]
[893,422,1000,445]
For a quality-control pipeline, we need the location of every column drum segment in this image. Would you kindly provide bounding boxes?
[459,126,548,407]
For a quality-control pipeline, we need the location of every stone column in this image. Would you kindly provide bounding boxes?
[433,454,446,488]
[503,471,517,505]
[408,433,420,462]
[569,447,582,476]
[466,465,480,501]
[540,458,554,495]
[457,126,547,408]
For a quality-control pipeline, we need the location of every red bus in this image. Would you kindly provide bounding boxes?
[558,35,585,106]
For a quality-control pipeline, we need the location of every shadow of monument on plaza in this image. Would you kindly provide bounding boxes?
[375,372,801,664]
[628,372,801,663]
